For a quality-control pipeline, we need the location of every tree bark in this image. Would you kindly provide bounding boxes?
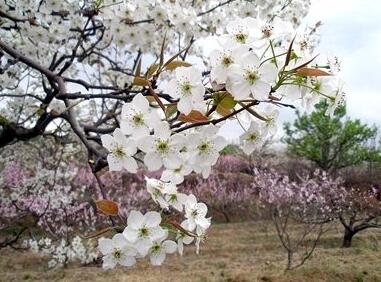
[342,228,354,248]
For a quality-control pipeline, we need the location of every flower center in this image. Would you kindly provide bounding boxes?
[235,32,248,43]
[247,133,257,142]
[197,142,210,154]
[169,194,177,203]
[174,166,182,173]
[299,40,308,50]
[113,249,122,259]
[156,140,170,154]
[262,25,274,38]
[245,70,259,85]
[180,81,192,95]
[151,243,161,253]
[222,55,233,67]
[191,209,199,218]
[139,226,149,237]
[112,145,126,158]
[132,113,144,126]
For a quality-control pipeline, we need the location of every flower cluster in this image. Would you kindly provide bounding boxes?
[0,0,349,272]
[258,170,347,222]
[101,93,227,180]
[95,13,346,269]
[98,177,211,269]
[25,236,98,269]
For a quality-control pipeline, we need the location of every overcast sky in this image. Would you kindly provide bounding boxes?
[219,0,381,141]
[307,0,381,125]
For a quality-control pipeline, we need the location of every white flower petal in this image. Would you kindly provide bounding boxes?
[107,154,123,171]
[162,240,177,254]
[112,233,128,249]
[119,255,136,267]
[144,211,161,228]
[101,134,114,151]
[98,238,113,255]
[133,93,149,111]
[144,152,162,171]
[102,254,117,270]
[127,210,144,229]
[123,156,138,173]
[123,227,138,243]
[150,251,166,266]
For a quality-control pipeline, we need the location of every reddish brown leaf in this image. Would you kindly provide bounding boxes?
[296,67,332,77]
[95,199,119,216]
[178,110,209,123]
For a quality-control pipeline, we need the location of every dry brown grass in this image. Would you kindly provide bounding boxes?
[1,221,381,282]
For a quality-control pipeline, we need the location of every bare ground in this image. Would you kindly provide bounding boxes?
[1,221,381,282]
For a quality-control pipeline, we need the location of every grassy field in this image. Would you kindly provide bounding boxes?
[1,221,381,282]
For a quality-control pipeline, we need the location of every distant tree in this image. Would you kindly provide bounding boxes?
[283,101,379,172]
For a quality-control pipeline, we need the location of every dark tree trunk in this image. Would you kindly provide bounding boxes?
[221,209,230,223]
[342,228,355,248]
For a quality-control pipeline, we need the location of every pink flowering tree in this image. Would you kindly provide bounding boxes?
[258,170,345,270]
[0,138,150,267]
[332,186,381,248]
[0,0,347,270]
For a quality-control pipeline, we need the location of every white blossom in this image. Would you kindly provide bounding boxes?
[101,128,138,172]
[226,51,278,100]
[165,66,205,114]
[98,233,137,270]
[123,210,165,256]
[148,233,177,266]
[120,93,159,138]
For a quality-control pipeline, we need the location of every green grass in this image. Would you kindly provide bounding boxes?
[1,221,381,282]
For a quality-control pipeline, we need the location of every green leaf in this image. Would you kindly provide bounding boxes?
[219,93,236,109]
[165,104,178,118]
[216,104,232,116]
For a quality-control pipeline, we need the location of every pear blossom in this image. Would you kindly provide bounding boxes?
[120,93,159,138]
[123,210,165,256]
[138,122,185,171]
[303,77,334,112]
[148,233,177,266]
[165,190,189,212]
[224,17,260,47]
[188,125,227,178]
[261,106,279,136]
[226,51,278,100]
[256,18,293,41]
[145,177,176,209]
[183,194,211,231]
[293,33,314,57]
[209,47,243,84]
[145,177,188,211]
[176,220,195,256]
[98,233,137,270]
[100,128,138,172]
[194,226,208,255]
[160,157,192,185]
[165,66,205,114]
[239,121,267,155]
[326,80,345,118]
